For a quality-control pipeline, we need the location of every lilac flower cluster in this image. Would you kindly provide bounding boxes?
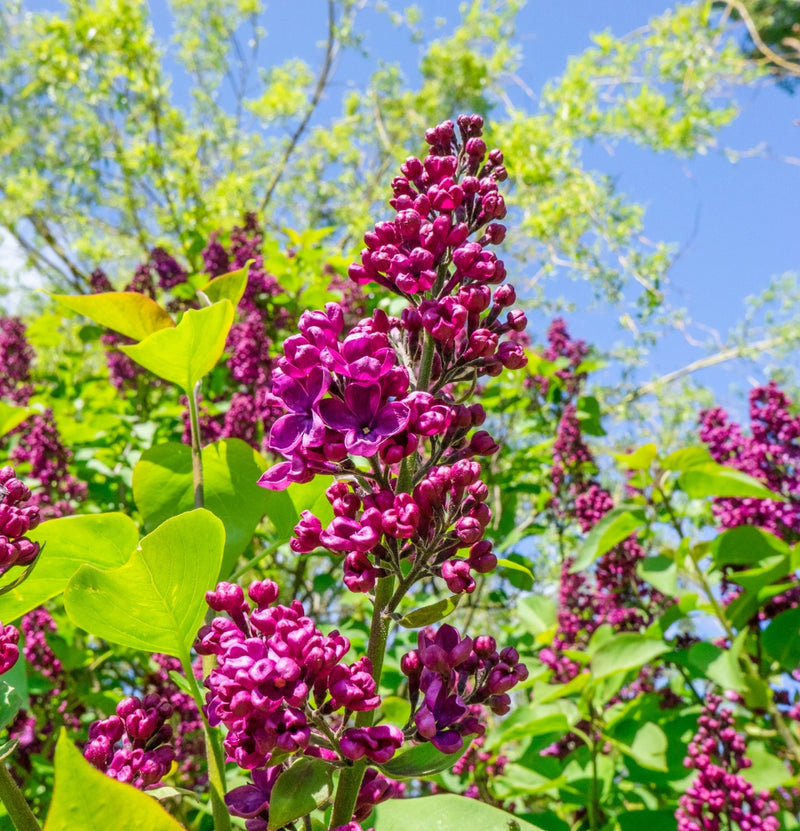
[84,694,176,789]
[676,693,779,831]
[197,580,404,828]
[196,580,402,769]
[0,316,34,405]
[9,411,87,519]
[0,465,41,577]
[260,116,527,604]
[700,382,800,542]
[531,327,669,682]
[530,318,589,399]
[0,620,20,675]
[401,624,528,754]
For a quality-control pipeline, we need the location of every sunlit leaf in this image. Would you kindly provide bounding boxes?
[50,291,174,342]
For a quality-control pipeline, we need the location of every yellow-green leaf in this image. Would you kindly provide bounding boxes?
[50,291,174,342]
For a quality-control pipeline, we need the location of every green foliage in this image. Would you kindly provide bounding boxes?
[267,758,333,831]
[374,794,545,831]
[44,731,184,830]
[64,509,224,657]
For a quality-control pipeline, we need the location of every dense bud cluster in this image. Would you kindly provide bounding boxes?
[676,694,779,831]
[84,694,176,789]
[0,620,20,675]
[700,382,800,542]
[0,316,35,405]
[401,624,528,754]
[0,465,41,576]
[531,324,669,683]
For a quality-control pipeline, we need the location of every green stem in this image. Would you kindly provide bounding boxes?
[188,380,205,509]
[587,707,600,831]
[181,653,231,831]
[329,574,396,827]
[416,330,435,392]
[0,760,42,831]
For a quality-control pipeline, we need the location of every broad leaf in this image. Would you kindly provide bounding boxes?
[0,401,31,439]
[200,261,251,307]
[619,810,677,831]
[120,300,234,392]
[267,758,333,831]
[678,463,779,500]
[661,446,713,471]
[50,291,174,342]
[132,439,292,575]
[373,794,544,831]
[637,556,677,595]
[378,743,464,779]
[613,443,657,470]
[0,681,23,732]
[591,634,669,679]
[739,744,793,791]
[686,642,746,692]
[570,507,646,572]
[44,731,183,831]
[762,606,800,672]
[399,595,460,628]
[287,475,335,529]
[516,595,557,637]
[624,722,668,772]
[712,526,788,568]
[0,513,138,622]
[64,509,224,657]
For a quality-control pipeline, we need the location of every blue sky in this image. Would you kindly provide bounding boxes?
[15,0,800,411]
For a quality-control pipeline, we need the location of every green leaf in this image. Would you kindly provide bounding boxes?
[591,633,669,679]
[378,695,411,728]
[618,810,677,831]
[64,509,224,658]
[678,464,779,500]
[497,558,534,579]
[373,794,544,831]
[487,707,571,749]
[378,743,464,778]
[570,507,646,572]
[576,395,605,436]
[739,744,793,791]
[624,722,668,771]
[637,555,677,595]
[613,443,657,470]
[0,513,139,623]
[120,300,234,392]
[132,439,292,575]
[0,401,31,439]
[0,681,23,733]
[661,446,713,471]
[398,595,461,628]
[712,526,788,568]
[50,291,174,342]
[516,595,557,637]
[685,642,746,692]
[199,261,251,307]
[762,606,800,672]
[44,731,184,831]
[267,757,333,831]
[286,476,335,529]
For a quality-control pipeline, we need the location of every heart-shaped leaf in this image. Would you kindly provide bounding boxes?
[0,513,139,623]
[132,439,294,576]
[50,291,174,342]
[267,757,333,831]
[44,731,184,831]
[200,261,251,307]
[120,300,234,392]
[64,509,224,658]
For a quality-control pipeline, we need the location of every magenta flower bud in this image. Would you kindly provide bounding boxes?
[484,223,506,244]
[458,285,492,313]
[395,209,421,239]
[506,309,527,332]
[454,517,483,546]
[470,431,499,456]
[343,551,380,594]
[451,460,481,487]
[340,724,404,764]
[465,137,486,157]
[468,540,497,574]
[290,511,323,554]
[498,341,527,369]
[474,635,496,657]
[441,559,476,594]
[117,697,140,721]
[329,657,380,711]
[401,156,423,179]
[206,582,248,615]
[0,622,20,675]
[125,709,160,742]
[469,404,486,426]
[493,284,516,307]
[247,580,280,608]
